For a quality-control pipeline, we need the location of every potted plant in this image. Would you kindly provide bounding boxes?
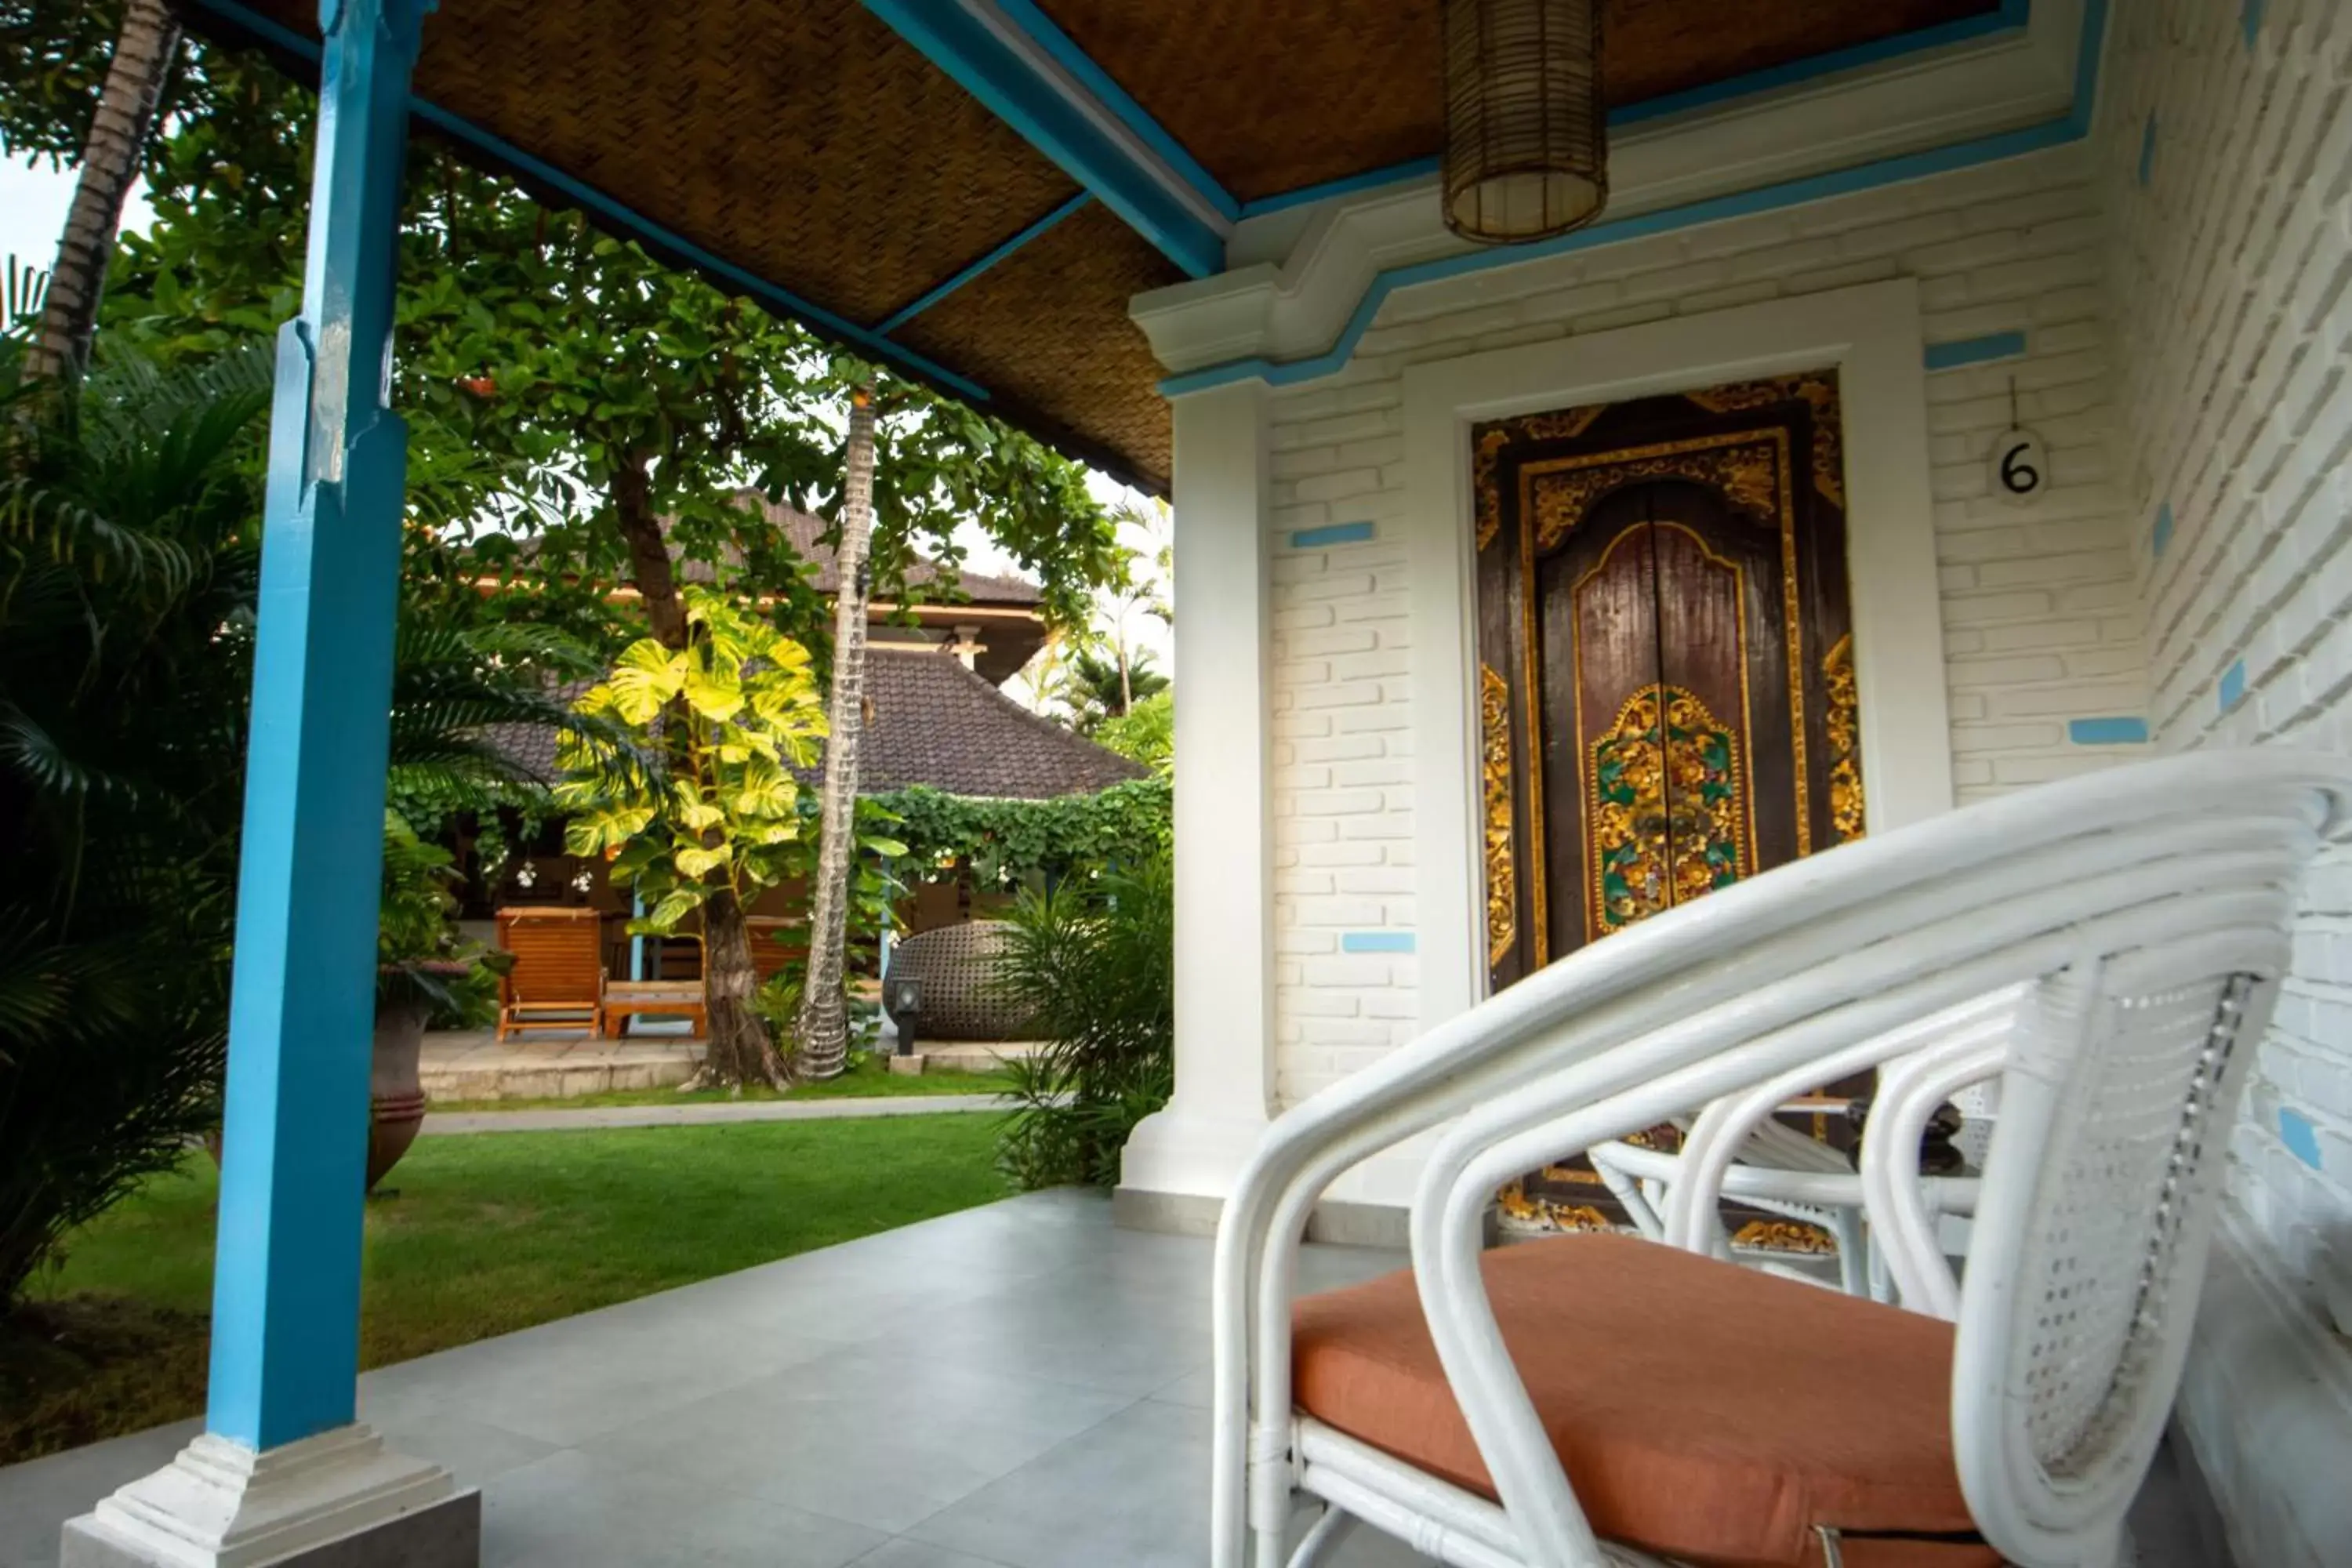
[368,810,511,1189]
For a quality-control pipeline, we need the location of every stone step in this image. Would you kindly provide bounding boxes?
[419,1029,703,1102]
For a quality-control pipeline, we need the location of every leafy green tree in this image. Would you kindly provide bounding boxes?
[557,588,835,1086]
[2,13,1125,621]
[2,8,1132,1085]
[1060,648,1170,734]
[1095,690,1174,773]
[1096,496,1172,715]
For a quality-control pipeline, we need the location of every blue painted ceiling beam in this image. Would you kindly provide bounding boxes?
[878,191,1093,334]
[863,0,1231,278]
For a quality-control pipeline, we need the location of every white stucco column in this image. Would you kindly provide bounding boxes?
[1116,382,1276,1226]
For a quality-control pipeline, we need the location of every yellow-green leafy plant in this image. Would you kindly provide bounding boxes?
[557,586,829,1086]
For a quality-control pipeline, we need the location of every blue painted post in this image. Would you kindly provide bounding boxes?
[206,0,430,1453]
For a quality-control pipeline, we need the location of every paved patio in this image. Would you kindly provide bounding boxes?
[0,1191,2210,1568]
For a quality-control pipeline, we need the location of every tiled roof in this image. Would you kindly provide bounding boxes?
[487,650,1142,801]
[854,646,1145,798]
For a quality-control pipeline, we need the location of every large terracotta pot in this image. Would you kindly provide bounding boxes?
[202,975,452,1192]
[366,994,434,1192]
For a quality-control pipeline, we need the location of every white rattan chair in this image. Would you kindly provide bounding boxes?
[1584,989,2014,1305]
[1211,750,2350,1568]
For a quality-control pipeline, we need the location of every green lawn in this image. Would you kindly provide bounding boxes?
[2,1112,1010,1465]
[429,1054,1015,1113]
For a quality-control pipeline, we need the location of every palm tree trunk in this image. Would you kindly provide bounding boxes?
[793,386,878,1081]
[27,0,179,382]
[610,451,779,1087]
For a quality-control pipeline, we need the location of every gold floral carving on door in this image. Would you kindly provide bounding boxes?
[1590,682,1748,935]
[1470,372,1864,1237]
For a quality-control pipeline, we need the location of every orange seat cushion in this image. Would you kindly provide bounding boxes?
[1291,1234,1995,1568]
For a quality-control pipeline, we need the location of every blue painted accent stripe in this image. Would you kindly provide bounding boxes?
[862,0,1225,278]
[1166,0,2110,396]
[2152,501,2175,557]
[2241,0,2266,49]
[2068,716,2149,745]
[878,193,1092,334]
[1238,1,2035,218]
[988,0,1238,223]
[1291,521,1376,549]
[185,0,993,404]
[1341,931,1417,954]
[1923,330,2029,371]
[2220,659,2248,713]
[1613,0,2032,126]
[2278,1108,2323,1169]
[1167,123,2083,397]
[2138,113,2158,187]
[1242,158,1446,220]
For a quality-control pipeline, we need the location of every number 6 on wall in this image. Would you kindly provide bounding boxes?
[1991,426,2049,506]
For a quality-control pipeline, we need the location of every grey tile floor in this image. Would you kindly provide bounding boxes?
[0,1189,2219,1567]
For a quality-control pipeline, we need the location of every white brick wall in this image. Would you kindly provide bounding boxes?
[1269,534,1420,1106]
[2100,2,2352,1556]
[1263,144,2147,1103]
[2104,0,2352,1294]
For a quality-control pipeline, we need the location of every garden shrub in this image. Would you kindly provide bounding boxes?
[0,347,263,1305]
[872,777,1171,892]
[993,852,1172,1189]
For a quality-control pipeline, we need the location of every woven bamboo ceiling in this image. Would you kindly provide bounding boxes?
[184,0,1999,494]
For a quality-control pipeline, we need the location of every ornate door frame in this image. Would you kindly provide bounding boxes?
[1475,377,1861,985]
[1400,278,1951,1033]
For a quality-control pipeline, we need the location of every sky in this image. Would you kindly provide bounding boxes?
[1,156,154,283]
[2,156,1169,689]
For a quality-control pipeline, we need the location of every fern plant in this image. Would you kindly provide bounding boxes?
[0,337,266,1305]
[993,852,1174,1189]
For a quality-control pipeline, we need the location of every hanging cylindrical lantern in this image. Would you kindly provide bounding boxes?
[1443,0,1608,244]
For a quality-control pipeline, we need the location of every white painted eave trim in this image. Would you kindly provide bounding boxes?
[1131,0,2086,378]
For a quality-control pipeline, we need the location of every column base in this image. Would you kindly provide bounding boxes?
[1112,1185,1414,1249]
[1115,1105,1269,1211]
[1116,1106,1423,1247]
[60,1425,476,1568]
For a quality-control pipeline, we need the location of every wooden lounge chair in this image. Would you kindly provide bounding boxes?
[493,906,606,1041]
[1215,751,2351,1568]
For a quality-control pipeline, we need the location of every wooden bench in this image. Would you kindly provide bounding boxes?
[599,979,706,1039]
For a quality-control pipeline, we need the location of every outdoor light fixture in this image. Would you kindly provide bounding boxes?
[884,976,923,1057]
[1442,0,1608,244]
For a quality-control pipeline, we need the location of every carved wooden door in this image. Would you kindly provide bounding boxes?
[1472,373,1864,1236]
